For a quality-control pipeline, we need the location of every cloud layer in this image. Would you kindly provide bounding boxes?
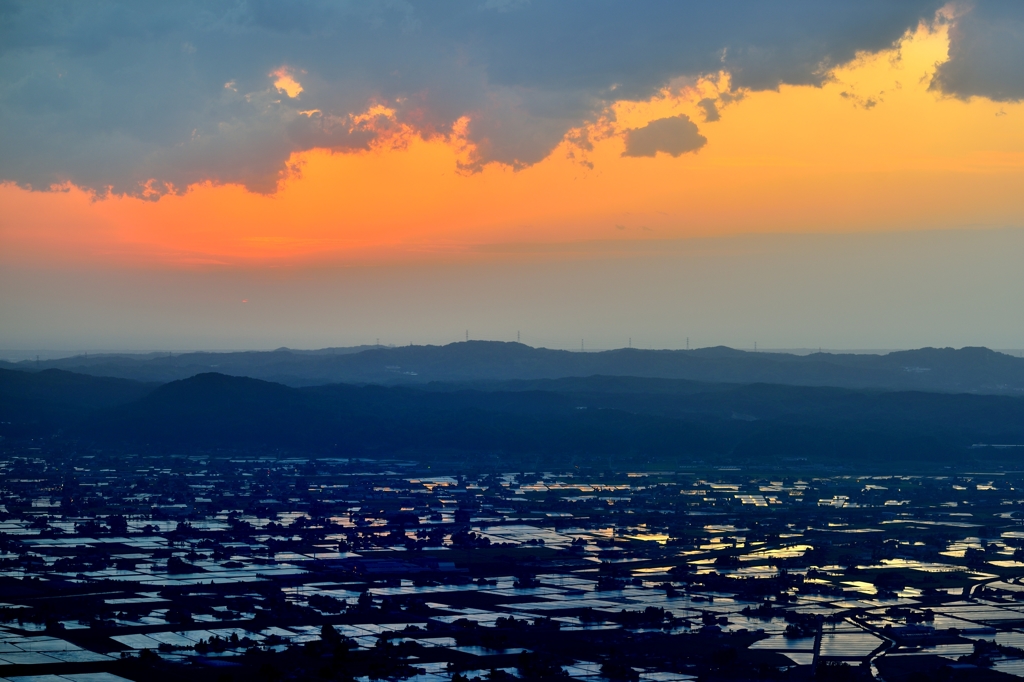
[5,0,1007,198]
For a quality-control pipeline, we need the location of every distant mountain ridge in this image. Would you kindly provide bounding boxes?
[2,342,1023,394]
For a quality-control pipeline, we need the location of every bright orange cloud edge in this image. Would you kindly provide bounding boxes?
[2,19,1024,269]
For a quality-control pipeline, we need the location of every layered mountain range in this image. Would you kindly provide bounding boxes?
[4,342,1024,394]
[3,343,1024,467]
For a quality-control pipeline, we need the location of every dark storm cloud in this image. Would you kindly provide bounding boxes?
[622,115,707,158]
[0,0,950,197]
[931,1,1024,102]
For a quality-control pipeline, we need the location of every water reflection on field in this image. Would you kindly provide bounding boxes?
[4,454,1024,679]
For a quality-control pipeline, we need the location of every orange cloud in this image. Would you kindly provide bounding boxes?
[271,67,304,98]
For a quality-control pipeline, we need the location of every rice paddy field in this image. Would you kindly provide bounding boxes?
[2,450,1024,680]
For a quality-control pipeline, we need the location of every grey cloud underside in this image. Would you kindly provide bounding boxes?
[931,1,1024,102]
[0,0,956,196]
[623,115,706,158]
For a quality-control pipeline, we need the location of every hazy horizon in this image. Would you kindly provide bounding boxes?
[4,227,1023,354]
[5,342,1024,365]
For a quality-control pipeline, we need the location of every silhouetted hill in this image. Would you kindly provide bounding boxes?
[3,342,1024,394]
[0,367,157,434]
[4,369,1024,466]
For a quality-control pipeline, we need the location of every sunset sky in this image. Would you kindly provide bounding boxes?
[2,1,1024,352]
